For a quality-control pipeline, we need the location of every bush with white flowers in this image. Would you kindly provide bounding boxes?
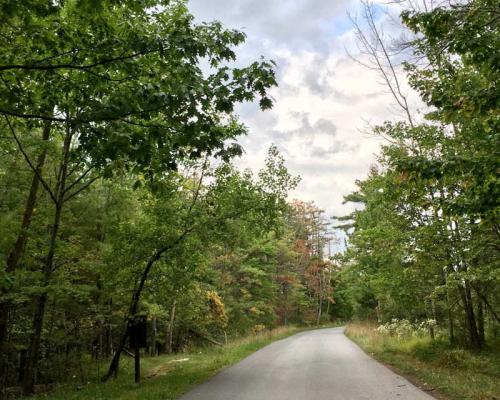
[375,318,437,339]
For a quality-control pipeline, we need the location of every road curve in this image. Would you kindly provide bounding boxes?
[179,327,435,400]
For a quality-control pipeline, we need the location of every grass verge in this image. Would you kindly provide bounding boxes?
[345,321,500,400]
[26,326,305,400]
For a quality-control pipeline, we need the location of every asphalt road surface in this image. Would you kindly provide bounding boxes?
[179,327,435,400]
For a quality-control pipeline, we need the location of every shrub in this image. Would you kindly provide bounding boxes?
[375,318,437,339]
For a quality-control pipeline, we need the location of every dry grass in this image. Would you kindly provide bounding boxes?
[228,325,294,347]
[346,321,500,400]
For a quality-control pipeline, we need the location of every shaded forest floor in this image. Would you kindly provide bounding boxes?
[346,322,500,400]
[21,326,306,400]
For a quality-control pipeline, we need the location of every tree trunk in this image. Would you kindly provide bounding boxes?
[477,295,485,347]
[449,220,481,349]
[474,288,500,324]
[134,342,140,384]
[18,350,27,384]
[316,272,323,326]
[105,298,113,358]
[22,201,63,395]
[99,322,105,359]
[103,248,167,381]
[283,284,288,326]
[326,298,331,322]
[4,121,51,272]
[102,324,129,381]
[458,284,481,349]
[316,300,322,326]
[167,300,177,354]
[105,324,113,358]
[22,126,71,395]
[102,185,196,381]
[442,268,456,345]
[0,121,51,381]
[448,305,455,345]
[465,285,481,349]
[429,325,435,340]
[150,315,157,357]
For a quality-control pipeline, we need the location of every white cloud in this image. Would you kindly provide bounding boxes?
[188,0,417,229]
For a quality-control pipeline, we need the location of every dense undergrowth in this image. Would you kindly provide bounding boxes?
[346,322,500,400]
[17,326,302,400]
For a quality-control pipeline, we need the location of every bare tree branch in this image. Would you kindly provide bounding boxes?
[63,165,95,195]
[348,1,415,126]
[63,175,100,203]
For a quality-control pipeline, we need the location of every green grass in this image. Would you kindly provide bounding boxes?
[25,326,305,400]
[346,321,500,400]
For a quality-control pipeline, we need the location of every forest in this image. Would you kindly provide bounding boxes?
[335,0,499,346]
[0,0,498,399]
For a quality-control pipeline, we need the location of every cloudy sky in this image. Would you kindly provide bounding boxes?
[188,0,413,222]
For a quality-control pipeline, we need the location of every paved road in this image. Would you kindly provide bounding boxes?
[179,327,435,400]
